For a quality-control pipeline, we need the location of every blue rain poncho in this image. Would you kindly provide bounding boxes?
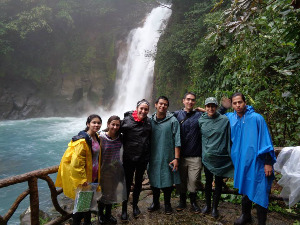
[226,105,276,208]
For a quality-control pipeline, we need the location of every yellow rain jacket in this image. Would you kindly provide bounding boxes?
[55,131,101,199]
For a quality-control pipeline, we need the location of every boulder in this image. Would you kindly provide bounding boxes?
[20,207,51,225]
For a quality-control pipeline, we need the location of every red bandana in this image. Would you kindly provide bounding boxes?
[132,110,144,122]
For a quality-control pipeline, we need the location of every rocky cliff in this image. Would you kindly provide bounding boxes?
[0,0,156,120]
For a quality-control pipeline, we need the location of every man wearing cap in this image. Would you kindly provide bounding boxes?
[226,92,276,225]
[173,92,229,213]
[199,97,234,218]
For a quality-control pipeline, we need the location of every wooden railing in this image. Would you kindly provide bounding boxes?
[0,165,72,225]
[0,147,285,225]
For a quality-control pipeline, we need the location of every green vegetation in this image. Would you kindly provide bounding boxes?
[0,0,154,98]
[154,0,299,146]
[39,216,50,225]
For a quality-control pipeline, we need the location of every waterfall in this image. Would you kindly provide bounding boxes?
[110,6,172,116]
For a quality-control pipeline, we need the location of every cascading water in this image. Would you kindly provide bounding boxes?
[0,5,172,225]
[110,5,172,115]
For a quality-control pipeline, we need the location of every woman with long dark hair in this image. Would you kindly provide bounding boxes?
[56,114,102,225]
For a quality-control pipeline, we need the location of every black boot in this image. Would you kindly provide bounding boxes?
[234,196,252,225]
[211,177,222,218]
[211,193,220,218]
[83,212,91,225]
[164,203,173,215]
[133,204,141,218]
[201,186,211,214]
[121,200,128,222]
[148,187,160,212]
[176,193,187,211]
[73,212,83,225]
[256,204,268,225]
[105,204,117,224]
[189,192,200,213]
[132,191,141,218]
[163,187,173,215]
[98,202,106,224]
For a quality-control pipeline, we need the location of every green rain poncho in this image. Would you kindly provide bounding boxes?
[198,112,234,178]
[148,112,181,188]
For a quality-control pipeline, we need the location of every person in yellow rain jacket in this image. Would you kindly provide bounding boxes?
[56,114,102,225]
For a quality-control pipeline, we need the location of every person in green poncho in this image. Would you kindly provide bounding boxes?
[147,96,181,215]
[198,97,234,218]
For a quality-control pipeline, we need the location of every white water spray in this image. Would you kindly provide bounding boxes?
[109,6,172,117]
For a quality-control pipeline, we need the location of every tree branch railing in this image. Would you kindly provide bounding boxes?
[0,147,285,224]
[0,165,72,225]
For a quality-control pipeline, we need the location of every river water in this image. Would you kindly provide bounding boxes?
[0,5,172,224]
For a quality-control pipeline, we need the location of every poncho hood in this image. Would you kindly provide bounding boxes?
[201,111,221,120]
[151,111,173,123]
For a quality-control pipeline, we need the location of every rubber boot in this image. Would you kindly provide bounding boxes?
[189,192,200,213]
[201,187,211,214]
[257,204,268,225]
[211,192,221,218]
[132,191,141,218]
[83,212,91,225]
[121,200,129,222]
[133,204,141,218]
[234,195,252,225]
[97,202,106,224]
[211,177,222,218]
[72,212,83,225]
[176,193,187,211]
[148,187,160,212]
[163,187,173,215]
[105,204,117,224]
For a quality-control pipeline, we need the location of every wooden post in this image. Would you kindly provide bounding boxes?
[28,177,39,225]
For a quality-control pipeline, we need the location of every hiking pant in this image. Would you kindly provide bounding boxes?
[123,160,147,205]
[177,157,202,193]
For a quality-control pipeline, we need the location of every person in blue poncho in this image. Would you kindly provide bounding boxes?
[225,93,276,225]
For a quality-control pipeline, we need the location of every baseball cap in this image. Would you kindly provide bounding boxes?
[205,97,218,106]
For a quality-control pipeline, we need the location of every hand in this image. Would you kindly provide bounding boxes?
[169,159,179,171]
[82,182,88,186]
[221,97,231,109]
[264,165,273,177]
[195,107,206,112]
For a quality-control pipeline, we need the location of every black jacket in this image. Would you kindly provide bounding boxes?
[121,111,152,162]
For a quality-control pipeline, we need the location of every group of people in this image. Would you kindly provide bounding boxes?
[55,92,276,225]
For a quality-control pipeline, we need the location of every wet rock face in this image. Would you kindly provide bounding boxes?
[0,76,100,120]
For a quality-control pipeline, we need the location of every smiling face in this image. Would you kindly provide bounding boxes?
[205,103,217,117]
[87,118,102,134]
[136,103,149,120]
[155,99,168,115]
[183,94,196,112]
[231,95,246,117]
[107,119,121,135]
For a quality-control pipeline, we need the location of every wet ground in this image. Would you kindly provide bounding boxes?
[86,190,299,225]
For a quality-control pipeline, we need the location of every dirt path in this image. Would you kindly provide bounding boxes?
[106,190,299,225]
